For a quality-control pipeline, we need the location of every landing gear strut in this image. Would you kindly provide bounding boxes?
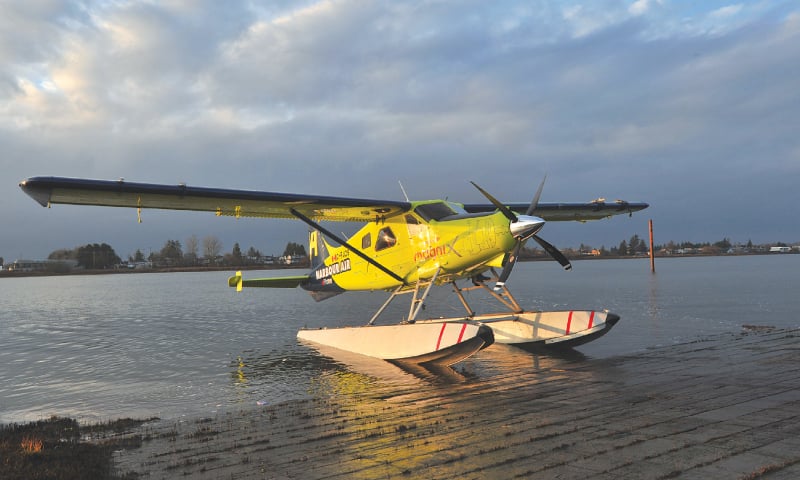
[368,268,524,325]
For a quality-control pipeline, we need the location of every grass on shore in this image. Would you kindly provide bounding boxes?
[1,416,154,480]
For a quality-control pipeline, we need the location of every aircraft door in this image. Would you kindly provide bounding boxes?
[404,214,429,251]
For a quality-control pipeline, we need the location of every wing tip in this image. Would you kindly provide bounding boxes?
[19,177,52,207]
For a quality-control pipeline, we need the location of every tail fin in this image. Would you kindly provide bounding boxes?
[306,229,344,301]
[309,229,330,269]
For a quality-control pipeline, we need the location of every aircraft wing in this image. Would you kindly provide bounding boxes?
[19,177,411,222]
[462,201,649,221]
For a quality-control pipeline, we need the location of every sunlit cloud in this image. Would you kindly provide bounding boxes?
[1,0,799,259]
[710,4,744,19]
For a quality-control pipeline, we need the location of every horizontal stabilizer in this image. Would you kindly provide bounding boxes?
[228,272,307,290]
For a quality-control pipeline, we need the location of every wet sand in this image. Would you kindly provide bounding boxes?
[113,328,800,479]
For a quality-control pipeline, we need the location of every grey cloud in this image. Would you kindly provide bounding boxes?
[2,1,800,261]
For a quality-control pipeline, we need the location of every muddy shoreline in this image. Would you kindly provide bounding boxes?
[5,328,800,479]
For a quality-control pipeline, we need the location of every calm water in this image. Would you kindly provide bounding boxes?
[1,255,798,423]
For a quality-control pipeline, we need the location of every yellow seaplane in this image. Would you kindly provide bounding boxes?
[19,176,647,366]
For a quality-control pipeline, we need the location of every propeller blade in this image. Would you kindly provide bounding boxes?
[472,178,569,292]
[526,175,547,216]
[470,181,517,223]
[532,234,572,271]
[494,240,522,291]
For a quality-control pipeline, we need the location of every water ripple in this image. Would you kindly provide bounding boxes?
[2,257,798,423]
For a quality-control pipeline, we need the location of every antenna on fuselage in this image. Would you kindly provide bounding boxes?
[398,181,410,202]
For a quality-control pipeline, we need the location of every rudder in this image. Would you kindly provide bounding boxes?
[309,229,330,269]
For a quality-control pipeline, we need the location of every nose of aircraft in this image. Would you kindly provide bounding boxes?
[509,215,545,239]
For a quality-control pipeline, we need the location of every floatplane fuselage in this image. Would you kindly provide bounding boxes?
[288,200,522,295]
[19,176,647,367]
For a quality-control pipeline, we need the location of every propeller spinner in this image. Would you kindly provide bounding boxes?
[470,178,572,291]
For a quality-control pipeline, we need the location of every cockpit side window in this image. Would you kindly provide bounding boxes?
[375,227,397,251]
[414,202,457,222]
[362,233,371,249]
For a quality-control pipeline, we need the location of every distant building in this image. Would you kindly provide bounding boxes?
[6,260,47,272]
[248,255,277,265]
[769,246,792,253]
[279,254,307,265]
[5,259,78,272]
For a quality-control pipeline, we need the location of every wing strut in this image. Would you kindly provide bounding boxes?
[289,208,407,286]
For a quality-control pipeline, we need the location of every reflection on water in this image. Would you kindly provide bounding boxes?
[647,271,661,324]
[391,361,472,384]
[511,343,588,363]
[1,256,798,423]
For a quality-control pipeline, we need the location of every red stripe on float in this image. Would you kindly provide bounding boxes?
[566,311,573,334]
[436,324,447,350]
[588,311,595,329]
[457,323,467,343]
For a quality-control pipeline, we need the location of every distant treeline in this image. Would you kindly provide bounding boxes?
[2,235,796,273]
[522,236,797,259]
[5,236,308,272]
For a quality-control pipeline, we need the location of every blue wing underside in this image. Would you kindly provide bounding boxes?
[19,176,647,223]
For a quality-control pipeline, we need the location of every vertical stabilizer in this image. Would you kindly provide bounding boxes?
[309,229,329,269]
[304,228,344,301]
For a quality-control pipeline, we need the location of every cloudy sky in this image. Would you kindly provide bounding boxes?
[2,0,798,261]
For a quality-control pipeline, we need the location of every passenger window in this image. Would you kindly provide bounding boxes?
[375,227,397,251]
[405,214,419,225]
[362,233,371,249]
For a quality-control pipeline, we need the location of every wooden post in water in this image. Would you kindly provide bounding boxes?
[649,219,655,273]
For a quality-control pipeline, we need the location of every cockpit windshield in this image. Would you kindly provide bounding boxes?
[414,202,464,221]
